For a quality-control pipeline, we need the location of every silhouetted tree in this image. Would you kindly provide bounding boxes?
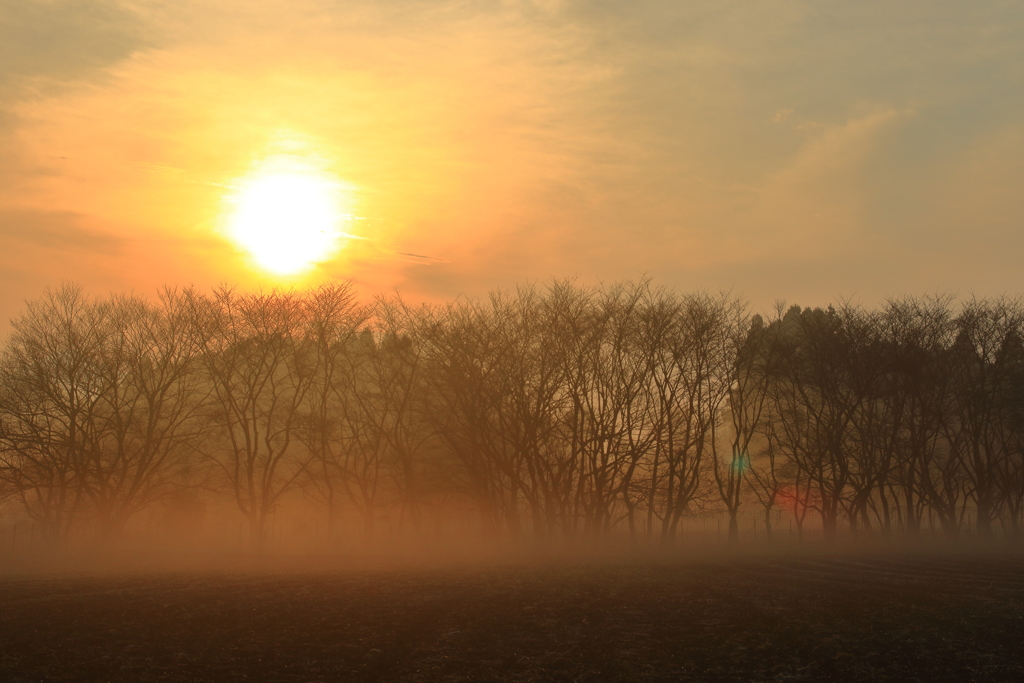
[200,289,316,550]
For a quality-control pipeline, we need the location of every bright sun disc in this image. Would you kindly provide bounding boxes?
[227,166,347,275]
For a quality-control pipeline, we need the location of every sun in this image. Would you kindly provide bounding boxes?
[226,160,350,275]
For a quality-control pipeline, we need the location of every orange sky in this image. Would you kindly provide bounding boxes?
[2,0,1023,325]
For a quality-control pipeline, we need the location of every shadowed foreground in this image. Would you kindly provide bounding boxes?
[2,554,1023,682]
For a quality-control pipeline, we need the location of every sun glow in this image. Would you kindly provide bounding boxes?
[226,160,351,275]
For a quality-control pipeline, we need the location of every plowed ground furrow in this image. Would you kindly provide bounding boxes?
[727,564,886,588]
[865,558,1024,580]
[874,560,1024,585]
[830,558,1023,579]
[3,559,1024,683]
[737,559,1024,593]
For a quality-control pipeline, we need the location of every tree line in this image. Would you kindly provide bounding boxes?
[1,281,1023,548]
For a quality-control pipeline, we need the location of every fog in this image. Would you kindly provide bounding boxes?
[2,280,1024,575]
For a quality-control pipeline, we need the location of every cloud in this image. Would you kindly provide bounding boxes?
[0,209,126,254]
[0,1,153,197]
[0,1,150,101]
[395,252,449,264]
[0,209,134,334]
[746,108,912,252]
[2,0,1024,320]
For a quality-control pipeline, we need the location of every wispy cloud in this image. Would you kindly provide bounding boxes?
[0,209,126,254]
[1,0,1024,316]
[395,251,449,264]
[0,1,150,102]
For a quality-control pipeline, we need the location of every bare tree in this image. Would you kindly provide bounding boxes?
[0,285,209,541]
[874,296,954,537]
[765,305,871,539]
[944,298,1024,537]
[74,289,210,537]
[638,292,733,545]
[201,289,316,550]
[416,297,519,538]
[296,283,368,541]
[0,285,101,541]
[710,298,767,544]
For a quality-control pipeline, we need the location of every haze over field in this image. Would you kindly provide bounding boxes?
[2,0,1024,327]
[5,8,1024,682]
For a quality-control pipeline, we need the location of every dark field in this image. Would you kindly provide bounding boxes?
[2,552,1024,682]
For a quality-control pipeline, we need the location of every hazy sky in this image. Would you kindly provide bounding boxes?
[2,0,1023,322]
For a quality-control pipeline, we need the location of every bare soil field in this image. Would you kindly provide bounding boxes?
[2,551,1023,682]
